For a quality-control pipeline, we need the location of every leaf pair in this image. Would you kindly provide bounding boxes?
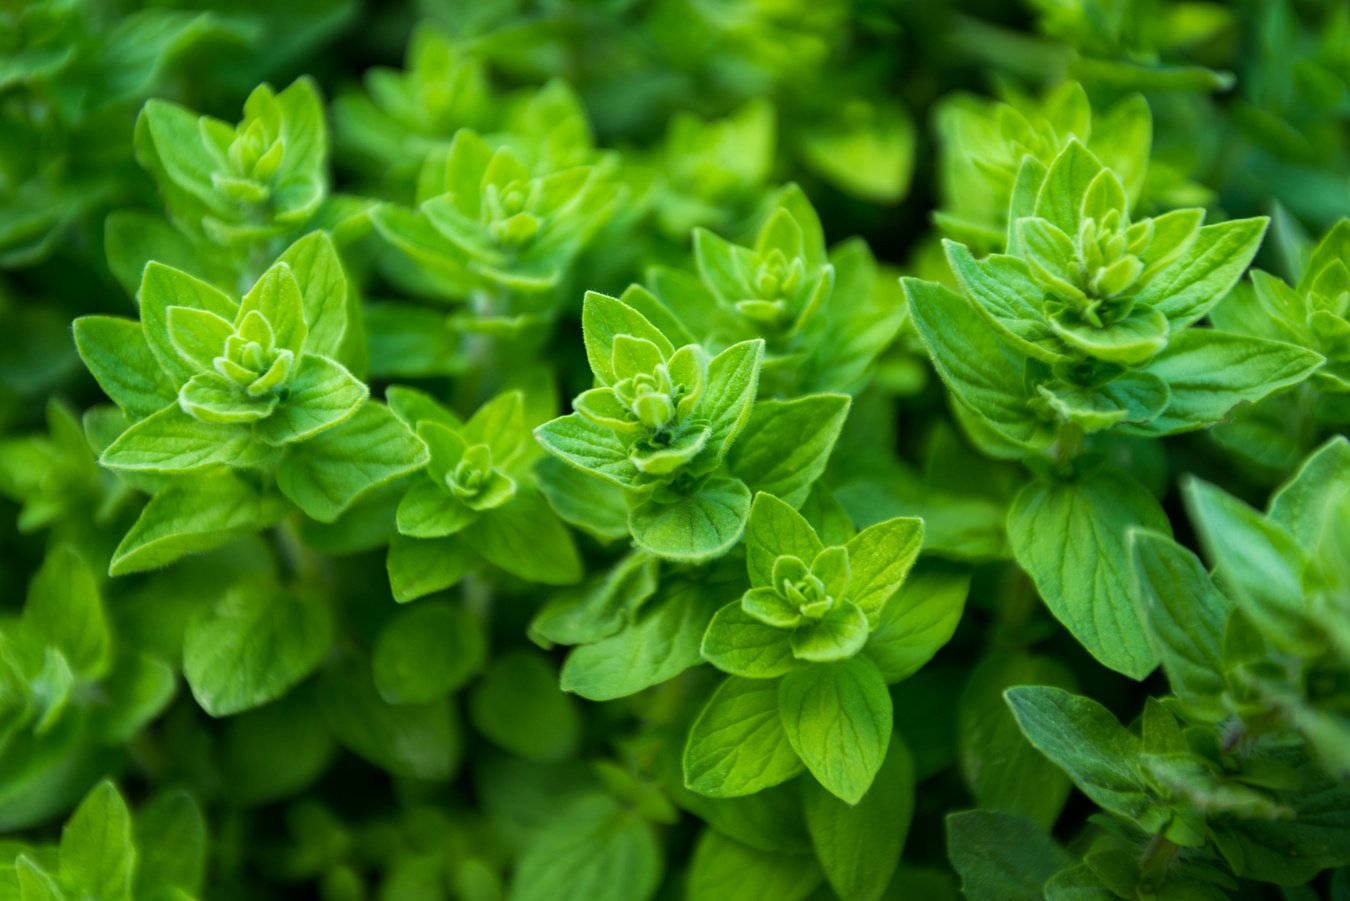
[538,292,855,560]
[388,387,581,596]
[701,493,924,674]
[81,234,365,466]
[372,125,621,297]
[907,141,1321,455]
[76,234,428,562]
[0,547,175,830]
[933,83,1151,249]
[643,186,906,394]
[8,781,206,901]
[1213,218,1350,393]
[684,660,892,806]
[537,292,762,561]
[684,494,939,804]
[136,78,327,244]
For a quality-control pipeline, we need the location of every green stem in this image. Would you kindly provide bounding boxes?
[1052,422,1086,468]
[275,514,325,584]
[1139,834,1178,874]
[462,572,495,620]
[945,15,1073,84]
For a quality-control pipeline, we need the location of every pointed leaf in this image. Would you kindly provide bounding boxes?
[683,677,804,798]
[727,394,850,507]
[73,316,177,419]
[779,656,892,804]
[1009,469,1166,680]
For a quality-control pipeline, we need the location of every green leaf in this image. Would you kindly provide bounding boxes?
[702,602,799,679]
[462,391,527,462]
[779,656,892,804]
[1136,208,1206,281]
[134,791,207,896]
[59,782,134,901]
[94,654,177,745]
[1081,168,1129,224]
[461,489,582,585]
[373,603,485,704]
[110,470,287,576]
[1129,330,1323,435]
[1037,370,1170,431]
[470,650,580,762]
[1034,139,1104,236]
[105,208,219,297]
[845,516,924,624]
[672,782,809,857]
[369,203,474,296]
[386,385,462,431]
[136,97,217,198]
[618,283,696,348]
[238,263,308,358]
[73,316,176,420]
[694,227,756,305]
[534,414,644,489]
[255,355,368,446]
[743,492,823,587]
[534,456,631,542]
[611,334,666,382]
[278,401,429,522]
[697,340,764,457]
[788,600,869,662]
[628,476,751,562]
[943,242,1063,362]
[561,581,721,701]
[1130,530,1231,719]
[221,688,335,807]
[1047,305,1170,366]
[1135,217,1269,328]
[1209,751,1350,884]
[386,534,476,603]
[183,584,335,717]
[1018,218,1082,300]
[1183,477,1318,655]
[798,100,914,203]
[366,303,461,378]
[278,231,350,359]
[1008,469,1167,680]
[1004,686,1154,823]
[802,239,907,392]
[957,654,1076,829]
[15,857,63,901]
[509,795,662,901]
[804,736,914,901]
[25,546,110,680]
[319,658,460,780]
[864,564,970,684]
[532,552,658,647]
[904,278,1053,449]
[726,395,850,507]
[581,292,674,385]
[683,676,805,798]
[138,261,238,388]
[101,405,262,473]
[1269,435,1350,561]
[397,478,477,538]
[685,830,823,901]
[178,373,275,424]
[947,810,1072,901]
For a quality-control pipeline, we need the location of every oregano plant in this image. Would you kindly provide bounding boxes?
[1,4,1347,901]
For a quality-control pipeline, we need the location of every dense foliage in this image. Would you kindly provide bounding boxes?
[1,0,1348,898]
